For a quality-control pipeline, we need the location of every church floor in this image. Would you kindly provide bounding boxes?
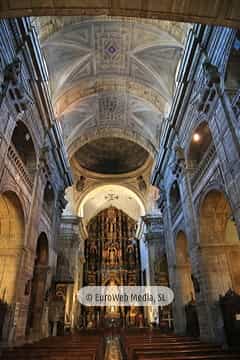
[1,330,240,360]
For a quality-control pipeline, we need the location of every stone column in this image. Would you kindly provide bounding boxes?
[154,180,181,333]
[13,159,47,344]
[54,215,82,332]
[173,147,216,341]
[31,265,49,341]
[142,214,165,285]
[142,214,164,326]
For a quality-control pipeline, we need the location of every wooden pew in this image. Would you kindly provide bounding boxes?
[122,330,240,360]
[0,334,104,360]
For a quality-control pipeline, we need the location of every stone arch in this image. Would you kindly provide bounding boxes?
[78,183,146,226]
[0,191,25,304]
[198,189,240,342]
[10,120,37,181]
[199,189,240,298]
[195,182,226,221]
[0,181,28,225]
[26,232,49,338]
[67,127,157,160]
[225,31,240,95]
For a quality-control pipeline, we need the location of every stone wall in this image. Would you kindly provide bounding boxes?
[0,17,72,345]
[152,24,240,344]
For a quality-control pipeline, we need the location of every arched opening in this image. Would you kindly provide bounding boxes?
[11,121,37,180]
[170,181,181,223]
[0,191,25,340]
[78,184,145,226]
[199,190,240,298]
[175,231,199,336]
[26,233,49,338]
[199,190,240,342]
[43,182,55,219]
[225,31,240,98]
[187,122,214,171]
[0,192,25,302]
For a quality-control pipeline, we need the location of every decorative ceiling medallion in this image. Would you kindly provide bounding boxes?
[104,40,119,58]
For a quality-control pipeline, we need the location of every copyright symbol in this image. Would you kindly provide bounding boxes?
[86,294,92,302]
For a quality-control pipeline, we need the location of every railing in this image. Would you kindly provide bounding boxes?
[171,200,182,225]
[42,202,53,222]
[231,89,240,115]
[7,143,33,191]
[189,142,216,189]
[231,89,240,133]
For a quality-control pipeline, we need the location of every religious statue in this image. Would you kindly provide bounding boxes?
[86,309,95,328]
[127,242,136,268]
[109,247,117,266]
[105,280,120,317]
[129,306,137,326]
[136,312,144,328]
[88,242,97,270]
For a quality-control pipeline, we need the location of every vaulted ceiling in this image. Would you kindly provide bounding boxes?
[37,17,187,175]
[78,184,146,224]
[35,16,188,220]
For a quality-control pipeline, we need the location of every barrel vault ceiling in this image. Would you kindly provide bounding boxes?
[35,16,188,217]
[36,17,187,162]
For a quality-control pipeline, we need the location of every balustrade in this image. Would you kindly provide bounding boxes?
[171,201,181,224]
[189,142,216,189]
[7,143,33,191]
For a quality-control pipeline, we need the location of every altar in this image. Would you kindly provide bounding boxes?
[82,207,144,328]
